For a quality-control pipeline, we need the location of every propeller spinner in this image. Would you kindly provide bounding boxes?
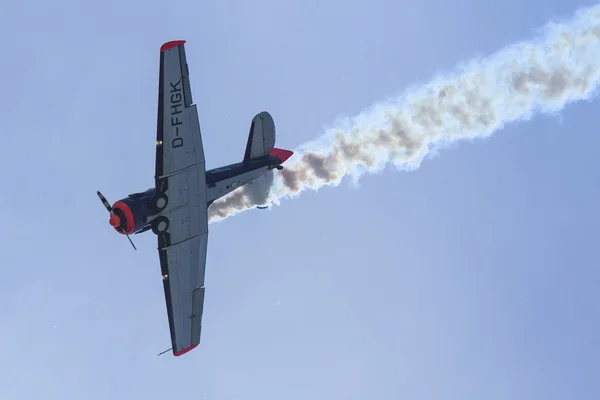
[96,190,137,250]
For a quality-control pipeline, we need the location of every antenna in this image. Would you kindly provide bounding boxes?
[157,347,173,356]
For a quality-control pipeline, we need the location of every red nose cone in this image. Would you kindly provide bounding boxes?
[109,215,120,227]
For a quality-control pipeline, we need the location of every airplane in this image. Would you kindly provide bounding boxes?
[96,40,293,357]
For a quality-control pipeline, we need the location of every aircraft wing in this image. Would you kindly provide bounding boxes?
[155,40,209,356]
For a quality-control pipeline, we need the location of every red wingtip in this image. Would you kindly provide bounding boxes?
[160,40,186,52]
[173,344,198,357]
[269,148,294,164]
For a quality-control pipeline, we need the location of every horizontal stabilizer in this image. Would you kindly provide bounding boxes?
[244,111,276,161]
[269,148,293,164]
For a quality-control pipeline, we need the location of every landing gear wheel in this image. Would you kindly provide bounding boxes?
[152,216,169,234]
[150,193,168,212]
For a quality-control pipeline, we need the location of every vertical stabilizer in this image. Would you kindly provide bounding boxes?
[244,111,276,161]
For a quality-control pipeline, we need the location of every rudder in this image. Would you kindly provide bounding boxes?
[244,111,276,161]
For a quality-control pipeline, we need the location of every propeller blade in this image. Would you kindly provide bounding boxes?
[97,190,137,251]
[124,231,137,250]
[96,190,114,215]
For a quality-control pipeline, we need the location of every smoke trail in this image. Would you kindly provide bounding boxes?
[244,170,274,208]
[208,5,600,223]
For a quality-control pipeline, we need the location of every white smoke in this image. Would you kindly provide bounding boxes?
[208,4,600,223]
[244,169,274,208]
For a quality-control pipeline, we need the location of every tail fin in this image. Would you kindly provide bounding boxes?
[244,111,276,161]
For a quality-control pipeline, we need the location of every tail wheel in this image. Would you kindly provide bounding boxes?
[150,193,168,212]
[152,216,169,234]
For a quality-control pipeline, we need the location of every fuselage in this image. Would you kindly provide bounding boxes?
[205,154,281,206]
[110,154,283,236]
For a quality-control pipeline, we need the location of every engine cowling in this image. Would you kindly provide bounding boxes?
[110,188,160,234]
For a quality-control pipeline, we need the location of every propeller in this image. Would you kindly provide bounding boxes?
[96,190,137,250]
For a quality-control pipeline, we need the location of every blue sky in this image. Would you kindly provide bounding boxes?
[2,0,599,399]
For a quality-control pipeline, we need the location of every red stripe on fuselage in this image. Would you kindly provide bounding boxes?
[112,200,135,235]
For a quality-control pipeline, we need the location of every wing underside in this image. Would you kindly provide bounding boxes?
[155,40,209,356]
